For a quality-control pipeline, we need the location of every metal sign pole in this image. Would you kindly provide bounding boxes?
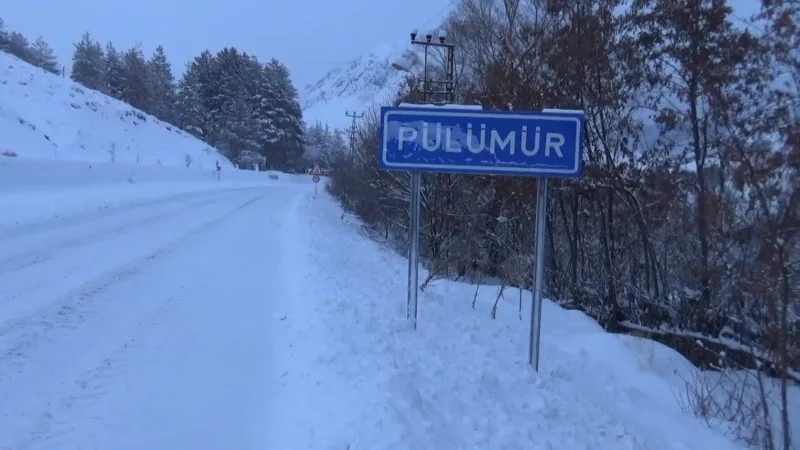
[407,171,421,329]
[528,176,549,371]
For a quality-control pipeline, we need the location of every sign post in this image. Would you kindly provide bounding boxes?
[407,170,421,327]
[379,105,585,371]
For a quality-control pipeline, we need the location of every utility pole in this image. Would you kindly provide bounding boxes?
[344,111,363,154]
[392,28,455,330]
[408,29,455,105]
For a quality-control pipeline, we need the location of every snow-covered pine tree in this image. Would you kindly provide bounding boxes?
[30,37,59,74]
[329,128,348,159]
[174,48,301,168]
[147,45,176,123]
[205,47,258,162]
[0,17,6,51]
[121,44,151,112]
[104,42,125,99]
[71,32,106,91]
[245,55,276,165]
[313,124,348,168]
[262,58,305,170]
[239,53,268,156]
[3,31,32,64]
[304,122,326,156]
[175,50,216,140]
[175,64,201,137]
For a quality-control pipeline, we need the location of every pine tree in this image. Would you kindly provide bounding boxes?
[329,128,348,158]
[71,32,105,91]
[206,47,258,162]
[175,50,215,139]
[147,45,176,123]
[262,58,305,169]
[0,18,12,55]
[3,31,31,63]
[248,56,279,161]
[30,37,59,74]
[121,44,151,112]
[0,19,45,71]
[303,121,328,162]
[174,48,303,169]
[104,42,125,99]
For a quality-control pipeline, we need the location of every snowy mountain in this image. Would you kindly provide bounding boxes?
[301,43,417,131]
[0,50,233,169]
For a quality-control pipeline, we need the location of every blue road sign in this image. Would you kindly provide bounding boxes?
[380,106,585,177]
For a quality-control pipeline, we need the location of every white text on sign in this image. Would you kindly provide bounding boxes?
[396,123,566,157]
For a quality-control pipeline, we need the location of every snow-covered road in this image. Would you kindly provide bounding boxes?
[0,185,306,450]
[0,178,764,450]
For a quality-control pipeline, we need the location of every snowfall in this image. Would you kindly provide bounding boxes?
[0,51,789,450]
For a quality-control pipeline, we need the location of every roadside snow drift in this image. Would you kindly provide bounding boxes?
[266,185,748,450]
[0,50,232,168]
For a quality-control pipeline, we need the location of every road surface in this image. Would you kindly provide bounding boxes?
[0,185,306,450]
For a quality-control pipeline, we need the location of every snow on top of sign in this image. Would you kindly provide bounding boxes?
[398,103,483,110]
[542,108,585,115]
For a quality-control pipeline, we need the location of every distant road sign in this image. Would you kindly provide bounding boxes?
[312,175,320,183]
[380,106,585,177]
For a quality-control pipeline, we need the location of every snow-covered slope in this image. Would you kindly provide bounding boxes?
[0,51,233,169]
[301,43,415,130]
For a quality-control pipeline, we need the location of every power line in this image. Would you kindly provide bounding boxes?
[416,0,458,34]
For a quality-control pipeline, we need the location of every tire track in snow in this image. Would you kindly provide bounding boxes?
[0,188,264,343]
[16,188,286,450]
[0,189,271,450]
[0,192,229,274]
[0,191,266,366]
[0,185,259,238]
[23,278,188,450]
[0,187,259,273]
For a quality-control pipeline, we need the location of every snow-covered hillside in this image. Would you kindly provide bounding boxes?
[0,51,233,169]
[301,43,414,130]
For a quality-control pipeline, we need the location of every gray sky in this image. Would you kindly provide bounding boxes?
[0,0,454,88]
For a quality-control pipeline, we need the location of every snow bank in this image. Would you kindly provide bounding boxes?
[279,183,748,449]
[0,51,231,168]
[0,157,276,192]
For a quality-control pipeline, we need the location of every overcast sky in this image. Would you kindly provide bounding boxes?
[0,0,453,88]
